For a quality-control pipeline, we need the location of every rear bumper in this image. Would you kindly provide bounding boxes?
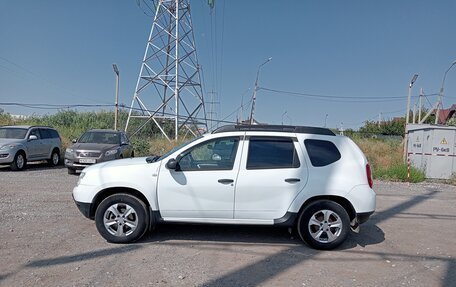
[357,211,374,224]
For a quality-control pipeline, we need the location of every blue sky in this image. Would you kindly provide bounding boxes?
[1,0,455,130]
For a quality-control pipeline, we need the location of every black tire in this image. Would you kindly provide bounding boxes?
[67,168,77,175]
[95,194,149,243]
[10,152,26,171]
[297,200,350,250]
[131,151,134,158]
[48,149,60,166]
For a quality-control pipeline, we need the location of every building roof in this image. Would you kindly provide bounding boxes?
[435,104,456,124]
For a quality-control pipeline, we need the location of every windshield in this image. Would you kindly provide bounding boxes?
[157,135,203,161]
[78,131,120,144]
[0,128,28,139]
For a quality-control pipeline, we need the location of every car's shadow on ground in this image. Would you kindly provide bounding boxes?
[138,221,385,250]
[0,161,66,172]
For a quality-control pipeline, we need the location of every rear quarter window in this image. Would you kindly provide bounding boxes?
[304,139,341,167]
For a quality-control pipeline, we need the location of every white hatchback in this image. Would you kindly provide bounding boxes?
[73,125,375,250]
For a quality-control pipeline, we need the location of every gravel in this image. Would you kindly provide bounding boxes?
[1,163,455,287]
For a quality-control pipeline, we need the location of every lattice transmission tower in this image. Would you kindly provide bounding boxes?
[126,0,207,140]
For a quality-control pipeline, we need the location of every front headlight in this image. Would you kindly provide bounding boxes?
[0,144,16,150]
[66,148,74,154]
[76,171,86,186]
[105,149,118,156]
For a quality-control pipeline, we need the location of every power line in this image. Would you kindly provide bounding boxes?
[259,87,414,102]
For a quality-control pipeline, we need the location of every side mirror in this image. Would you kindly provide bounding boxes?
[72,139,77,143]
[28,135,38,141]
[121,141,128,146]
[166,158,178,170]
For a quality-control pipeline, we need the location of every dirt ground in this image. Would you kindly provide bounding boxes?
[1,163,455,287]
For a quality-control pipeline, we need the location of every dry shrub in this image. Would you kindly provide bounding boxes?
[353,138,403,170]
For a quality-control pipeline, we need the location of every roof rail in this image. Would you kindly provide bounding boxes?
[212,125,335,136]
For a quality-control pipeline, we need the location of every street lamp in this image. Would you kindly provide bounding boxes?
[435,60,456,124]
[249,57,272,124]
[112,64,120,130]
[404,74,418,162]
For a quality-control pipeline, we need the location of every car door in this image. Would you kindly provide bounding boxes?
[157,136,242,219]
[234,135,308,220]
[38,128,54,159]
[26,128,45,159]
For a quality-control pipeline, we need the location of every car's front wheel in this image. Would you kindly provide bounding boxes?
[95,194,149,243]
[10,152,26,171]
[297,200,350,250]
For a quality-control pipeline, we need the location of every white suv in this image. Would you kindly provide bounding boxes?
[72,125,375,250]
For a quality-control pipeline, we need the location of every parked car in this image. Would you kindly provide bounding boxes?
[65,129,134,174]
[0,125,61,171]
[72,125,375,250]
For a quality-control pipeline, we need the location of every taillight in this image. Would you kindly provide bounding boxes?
[366,163,373,189]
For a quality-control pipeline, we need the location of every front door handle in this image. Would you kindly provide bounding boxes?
[218,179,234,184]
[285,178,301,183]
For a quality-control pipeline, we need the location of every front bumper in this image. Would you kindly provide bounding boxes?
[73,195,93,219]
[0,152,14,164]
[65,153,116,170]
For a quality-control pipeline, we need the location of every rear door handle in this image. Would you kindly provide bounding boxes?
[285,178,301,183]
[218,179,234,184]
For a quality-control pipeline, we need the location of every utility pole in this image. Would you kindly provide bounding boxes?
[378,112,381,128]
[418,88,423,123]
[404,74,418,162]
[112,64,120,130]
[412,104,416,124]
[250,57,272,124]
[324,114,328,128]
[281,111,287,125]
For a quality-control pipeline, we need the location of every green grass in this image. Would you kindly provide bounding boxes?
[373,163,426,183]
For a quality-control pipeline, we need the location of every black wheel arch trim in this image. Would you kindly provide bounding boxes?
[274,212,298,226]
[90,187,152,220]
[298,195,357,222]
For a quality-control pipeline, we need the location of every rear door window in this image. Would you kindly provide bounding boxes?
[304,139,341,167]
[39,129,52,139]
[246,137,300,169]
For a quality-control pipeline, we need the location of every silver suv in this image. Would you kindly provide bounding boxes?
[0,125,62,171]
[65,129,134,174]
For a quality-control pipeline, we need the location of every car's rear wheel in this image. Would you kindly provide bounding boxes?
[95,194,149,243]
[48,149,60,166]
[10,152,26,171]
[297,200,349,250]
